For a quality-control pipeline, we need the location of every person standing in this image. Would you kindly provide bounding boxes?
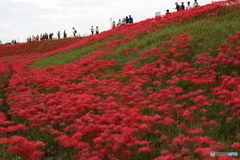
[122,17,126,25]
[91,26,94,35]
[126,16,129,24]
[181,2,185,10]
[175,2,181,11]
[96,26,99,34]
[193,0,200,7]
[45,33,48,40]
[128,15,133,23]
[112,21,116,28]
[57,31,60,39]
[117,19,122,26]
[186,1,192,9]
[63,30,67,38]
[72,27,77,37]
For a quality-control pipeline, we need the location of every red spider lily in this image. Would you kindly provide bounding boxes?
[187,128,205,134]
[194,147,212,158]
[159,135,169,141]
[1,1,240,159]
[158,117,177,126]
[138,146,152,153]
[231,143,240,150]
[0,136,45,160]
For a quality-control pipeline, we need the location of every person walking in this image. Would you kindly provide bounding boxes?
[181,2,185,10]
[57,31,60,39]
[91,26,94,35]
[96,26,99,34]
[128,15,133,23]
[175,2,181,11]
[72,27,77,37]
[186,1,192,9]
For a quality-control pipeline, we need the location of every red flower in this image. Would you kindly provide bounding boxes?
[187,128,205,134]
[231,143,240,150]
[138,146,152,153]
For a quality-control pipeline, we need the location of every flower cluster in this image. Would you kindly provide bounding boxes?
[0,0,240,159]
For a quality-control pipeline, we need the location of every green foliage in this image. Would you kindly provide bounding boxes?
[32,35,124,69]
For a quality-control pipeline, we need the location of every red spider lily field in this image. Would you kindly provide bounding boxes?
[1,0,240,159]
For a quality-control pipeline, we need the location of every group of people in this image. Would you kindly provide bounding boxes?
[112,15,134,28]
[90,26,100,35]
[27,33,55,42]
[166,0,200,14]
[13,0,203,43]
[26,27,79,42]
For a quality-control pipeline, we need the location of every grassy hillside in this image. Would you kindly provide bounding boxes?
[0,1,240,159]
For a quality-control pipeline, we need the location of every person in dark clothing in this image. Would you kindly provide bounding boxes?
[45,33,48,40]
[57,31,60,39]
[126,16,129,24]
[175,2,181,11]
[166,9,171,15]
[128,15,133,23]
[63,30,67,38]
[49,33,54,39]
[181,2,185,10]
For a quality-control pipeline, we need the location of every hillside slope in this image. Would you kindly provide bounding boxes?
[0,0,240,159]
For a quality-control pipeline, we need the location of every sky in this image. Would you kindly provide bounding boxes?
[0,0,219,43]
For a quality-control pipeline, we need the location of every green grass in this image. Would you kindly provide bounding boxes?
[31,35,124,69]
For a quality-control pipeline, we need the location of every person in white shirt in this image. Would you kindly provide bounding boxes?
[72,27,77,37]
[122,17,126,25]
[91,26,94,35]
[96,26,99,34]
[193,0,200,7]
[117,19,122,26]
[112,21,116,28]
[186,1,192,9]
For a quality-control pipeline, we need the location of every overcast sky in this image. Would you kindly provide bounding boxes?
[0,0,219,43]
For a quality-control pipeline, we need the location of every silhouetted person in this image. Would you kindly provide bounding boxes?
[64,30,67,38]
[45,33,48,40]
[57,31,60,39]
[126,16,129,24]
[49,33,53,39]
[166,9,171,15]
[181,2,185,10]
